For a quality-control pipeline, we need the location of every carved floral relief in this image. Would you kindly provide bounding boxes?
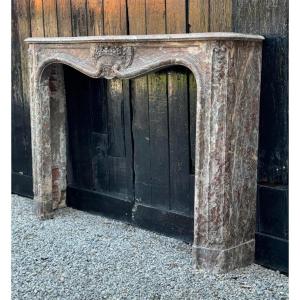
[90,44,134,79]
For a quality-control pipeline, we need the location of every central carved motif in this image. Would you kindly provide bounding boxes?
[90,45,134,79]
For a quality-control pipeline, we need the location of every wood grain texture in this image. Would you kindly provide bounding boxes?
[71,0,88,36]
[15,0,31,101]
[12,1,28,175]
[102,0,133,199]
[166,0,193,215]
[147,72,169,209]
[145,0,166,34]
[56,0,72,36]
[130,76,151,205]
[122,80,134,199]
[103,0,127,35]
[67,1,92,189]
[43,0,58,37]
[106,80,125,157]
[90,79,108,192]
[127,0,151,205]
[210,0,232,32]
[64,67,94,189]
[188,0,209,33]
[145,0,170,209]
[166,0,186,33]
[30,0,44,36]
[168,69,192,214]
[127,0,146,35]
[233,0,288,35]
[233,0,288,185]
[87,0,104,35]
[233,0,288,272]
[14,0,32,176]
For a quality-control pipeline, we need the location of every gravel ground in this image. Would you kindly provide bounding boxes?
[11,195,288,300]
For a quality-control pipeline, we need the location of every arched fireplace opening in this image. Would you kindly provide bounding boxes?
[63,65,196,242]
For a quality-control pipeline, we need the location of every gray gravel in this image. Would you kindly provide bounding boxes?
[12,195,288,300]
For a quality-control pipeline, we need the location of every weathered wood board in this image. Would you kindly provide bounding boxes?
[232,0,288,273]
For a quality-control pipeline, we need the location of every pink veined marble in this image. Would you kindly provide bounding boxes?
[26,32,264,273]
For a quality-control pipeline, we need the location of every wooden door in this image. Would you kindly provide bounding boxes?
[65,65,195,242]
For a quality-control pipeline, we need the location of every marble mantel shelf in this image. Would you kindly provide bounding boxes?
[26,32,264,43]
[26,32,264,273]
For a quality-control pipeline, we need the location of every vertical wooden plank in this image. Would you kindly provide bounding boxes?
[127,0,146,35]
[147,73,169,209]
[233,0,288,272]
[43,0,58,37]
[145,0,166,34]
[166,0,186,33]
[15,0,31,110]
[102,0,133,199]
[30,0,44,36]
[107,80,125,157]
[91,79,107,134]
[14,0,33,176]
[232,0,288,185]
[87,0,104,35]
[103,0,127,165]
[12,0,28,175]
[92,131,109,192]
[64,67,94,188]
[90,78,109,192]
[103,0,127,35]
[130,76,151,204]
[103,0,127,162]
[188,0,209,33]
[107,156,129,196]
[209,0,232,32]
[145,0,170,209]
[166,0,192,215]
[121,80,134,198]
[127,0,151,204]
[68,1,94,189]
[71,0,88,36]
[167,70,192,214]
[56,0,72,36]
[86,0,105,192]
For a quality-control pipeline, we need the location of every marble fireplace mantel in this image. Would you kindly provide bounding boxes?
[25,32,264,273]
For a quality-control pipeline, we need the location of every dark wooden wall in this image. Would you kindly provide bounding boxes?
[232,0,288,273]
[11,0,288,272]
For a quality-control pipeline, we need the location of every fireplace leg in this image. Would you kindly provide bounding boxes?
[30,62,67,219]
[192,43,261,272]
[31,68,53,219]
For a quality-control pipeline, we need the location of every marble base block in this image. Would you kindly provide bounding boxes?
[192,240,255,273]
